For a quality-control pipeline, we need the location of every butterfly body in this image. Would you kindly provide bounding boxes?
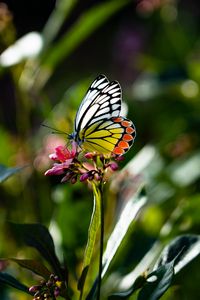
[70,75,136,155]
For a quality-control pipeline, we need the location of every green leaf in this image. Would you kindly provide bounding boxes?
[0,164,25,183]
[10,258,52,280]
[0,272,30,294]
[78,183,101,294]
[44,0,130,67]
[167,151,200,187]
[108,275,146,299]
[78,266,89,292]
[10,223,63,279]
[86,183,147,300]
[30,0,131,89]
[154,234,200,274]
[102,184,147,277]
[42,0,78,46]
[137,262,175,300]
[135,235,198,300]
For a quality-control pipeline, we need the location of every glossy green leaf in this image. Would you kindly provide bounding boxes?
[154,234,200,274]
[108,275,146,299]
[137,261,175,300]
[0,272,30,294]
[0,164,25,183]
[102,184,147,277]
[10,223,62,279]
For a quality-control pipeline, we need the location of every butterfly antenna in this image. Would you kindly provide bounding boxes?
[42,124,70,137]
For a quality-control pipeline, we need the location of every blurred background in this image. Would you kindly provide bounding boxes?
[0,0,200,299]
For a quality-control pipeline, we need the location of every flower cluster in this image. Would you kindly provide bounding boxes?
[29,274,62,300]
[45,142,121,184]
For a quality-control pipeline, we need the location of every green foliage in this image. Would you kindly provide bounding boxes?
[9,259,52,280]
[0,273,30,294]
[0,164,25,183]
[1,0,200,299]
[137,262,175,300]
[78,183,101,296]
[10,223,64,279]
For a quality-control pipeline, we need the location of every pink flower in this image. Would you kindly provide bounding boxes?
[44,141,120,184]
[45,142,77,176]
[49,142,77,162]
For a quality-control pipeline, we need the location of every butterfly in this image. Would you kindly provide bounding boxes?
[69,75,136,156]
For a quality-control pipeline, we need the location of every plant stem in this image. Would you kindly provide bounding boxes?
[96,182,104,300]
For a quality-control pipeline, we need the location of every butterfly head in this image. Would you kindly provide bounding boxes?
[69,131,83,147]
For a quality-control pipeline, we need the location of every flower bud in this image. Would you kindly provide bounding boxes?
[80,172,89,182]
[115,155,124,161]
[71,176,77,184]
[54,287,60,297]
[29,285,39,293]
[109,162,118,171]
[61,172,73,182]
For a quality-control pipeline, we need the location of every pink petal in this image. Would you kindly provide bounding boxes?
[55,146,71,161]
[45,163,66,176]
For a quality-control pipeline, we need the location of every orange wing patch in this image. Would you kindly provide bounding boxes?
[126,127,135,134]
[112,117,136,155]
[123,134,134,142]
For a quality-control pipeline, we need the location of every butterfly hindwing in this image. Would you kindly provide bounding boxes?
[80,117,136,155]
[111,117,136,155]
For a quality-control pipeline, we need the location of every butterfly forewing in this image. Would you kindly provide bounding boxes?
[75,75,121,133]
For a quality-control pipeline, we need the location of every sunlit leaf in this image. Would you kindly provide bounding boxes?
[168,151,200,187]
[29,0,131,89]
[102,184,147,277]
[108,275,146,299]
[116,242,163,293]
[138,246,187,300]
[0,272,30,294]
[10,223,63,279]
[44,0,130,66]
[137,262,175,300]
[0,164,25,183]
[153,235,200,274]
[42,0,78,46]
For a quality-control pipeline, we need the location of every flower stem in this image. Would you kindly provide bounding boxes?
[96,182,104,300]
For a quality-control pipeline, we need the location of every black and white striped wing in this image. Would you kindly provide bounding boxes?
[75,75,122,133]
